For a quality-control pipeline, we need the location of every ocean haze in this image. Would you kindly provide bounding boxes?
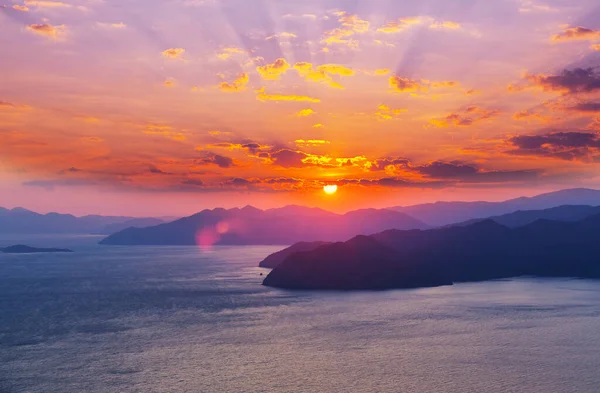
[1,235,600,392]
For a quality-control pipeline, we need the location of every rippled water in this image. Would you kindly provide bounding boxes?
[1,235,600,392]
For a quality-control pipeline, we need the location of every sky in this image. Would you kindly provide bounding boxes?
[1,0,600,216]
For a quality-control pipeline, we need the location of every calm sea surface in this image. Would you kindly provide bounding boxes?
[1,235,600,393]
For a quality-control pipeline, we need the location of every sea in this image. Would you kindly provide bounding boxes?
[1,234,600,393]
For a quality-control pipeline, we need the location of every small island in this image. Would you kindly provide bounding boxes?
[1,245,73,254]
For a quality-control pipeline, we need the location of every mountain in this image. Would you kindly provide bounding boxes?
[1,245,73,253]
[100,206,428,246]
[262,214,600,290]
[0,207,168,234]
[259,241,331,268]
[449,205,600,228]
[391,188,600,226]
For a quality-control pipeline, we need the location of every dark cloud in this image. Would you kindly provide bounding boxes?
[566,102,600,112]
[182,178,204,187]
[507,131,600,161]
[415,161,478,178]
[197,153,236,168]
[514,68,600,94]
[269,149,308,168]
[370,157,410,171]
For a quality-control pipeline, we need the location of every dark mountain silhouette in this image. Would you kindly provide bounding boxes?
[1,245,73,253]
[100,206,428,246]
[262,214,600,290]
[0,207,167,234]
[391,188,600,226]
[449,205,600,228]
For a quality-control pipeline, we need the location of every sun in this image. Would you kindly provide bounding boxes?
[323,185,338,195]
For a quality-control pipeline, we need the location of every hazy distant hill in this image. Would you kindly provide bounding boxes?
[391,188,600,226]
[449,205,600,228]
[0,207,167,234]
[263,213,600,290]
[100,205,428,246]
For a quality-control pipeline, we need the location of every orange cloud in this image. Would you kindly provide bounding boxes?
[321,11,369,47]
[256,88,320,102]
[593,44,600,51]
[389,75,462,95]
[144,125,186,141]
[164,78,176,88]
[551,26,600,42]
[312,123,324,128]
[219,73,249,92]
[375,104,407,120]
[217,47,246,60]
[294,62,353,89]
[513,110,552,123]
[162,48,185,59]
[12,4,29,11]
[295,139,331,147]
[26,23,66,39]
[389,76,428,93]
[377,17,426,33]
[430,106,501,127]
[256,58,290,80]
[296,109,315,117]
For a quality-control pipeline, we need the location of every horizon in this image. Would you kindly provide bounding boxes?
[2,0,600,216]
[1,186,598,217]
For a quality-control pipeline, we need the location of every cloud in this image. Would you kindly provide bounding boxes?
[269,149,308,168]
[24,0,71,8]
[375,104,406,120]
[162,48,185,59]
[507,131,600,161]
[293,62,353,89]
[509,68,600,94]
[216,47,245,60]
[256,58,290,80]
[12,4,29,11]
[377,16,426,33]
[295,139,330,147]
[565,102,600,113]
[26,23,66,39]
[551,26,600,42]
[0,100,31,111]
[256,88,320,102]
[429,106,501,127]
[197,153,236,168]
[430,21,462,30]
[144,125,185,141]
[266,32,297,40]
[219,73,249,92]
[389,76,461,94]
[512,110,552,122]
[365,68,391,76]
[593,44,600,51]
[369,157,411,171]
[296,108,315,117]
[312,123,324,128]
[164,78,176,87]
[414,161,478,178]
[321,11,369,47]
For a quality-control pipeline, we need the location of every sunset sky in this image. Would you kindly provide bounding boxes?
[1,0,600,216]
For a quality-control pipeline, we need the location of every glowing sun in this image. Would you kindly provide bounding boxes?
[323,185,338,195]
